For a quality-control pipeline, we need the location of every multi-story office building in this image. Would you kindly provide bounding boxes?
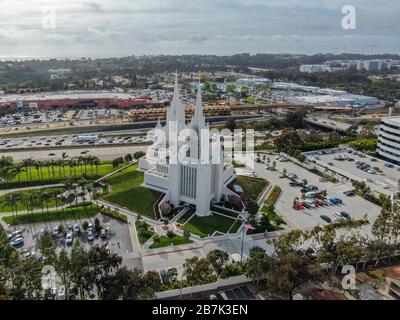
[378,116,400,164]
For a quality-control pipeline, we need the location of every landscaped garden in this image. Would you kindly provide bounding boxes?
[260,205,287,226]
[0,187,64,212]
[103,164,162,219]
[150,234,193,249]
[2,203,98,225]
[0,156,126,189]
[182,212,240,238]
[230,176,268,201]
[135,219,155,244]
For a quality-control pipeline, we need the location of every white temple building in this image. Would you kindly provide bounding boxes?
[139,75,235,216]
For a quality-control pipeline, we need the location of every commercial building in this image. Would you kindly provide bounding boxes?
[288,93,378,107]
[236,78,272,86]
[377,116,400,164]
[0,91,168,111]
[139,75,235,217]
[299,64,331,73]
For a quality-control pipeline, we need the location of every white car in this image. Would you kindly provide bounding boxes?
[87,231,94,242]
[66,233,74,246]
[332,212,343,219]
[10,237,24,247]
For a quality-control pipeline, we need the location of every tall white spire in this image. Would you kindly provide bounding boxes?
[191,84,205,130]
[166,72,186,140]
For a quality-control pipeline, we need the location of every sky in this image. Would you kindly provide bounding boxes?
[0,0,399,59]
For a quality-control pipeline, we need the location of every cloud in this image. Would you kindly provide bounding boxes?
[0,0,398,58]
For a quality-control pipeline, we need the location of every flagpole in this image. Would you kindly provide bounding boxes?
[240,222,246,263]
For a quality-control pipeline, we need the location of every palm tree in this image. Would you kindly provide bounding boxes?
[3,193,22,228]
[12,165,25,183]
[22,158,33,181]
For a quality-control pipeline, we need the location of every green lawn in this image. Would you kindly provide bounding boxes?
[183,213,237,237]
[8,163,120,183]
[0,188,64,213]
[228,219,243,233]
[2,204,98,226]
[260,205,287,225]
[103,164,162,219]
[150,235,193,249]
[232,176,268,200]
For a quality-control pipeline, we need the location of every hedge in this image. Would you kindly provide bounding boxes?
[266,185,282,206]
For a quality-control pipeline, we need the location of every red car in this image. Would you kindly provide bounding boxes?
[314,199,324,207]
[293,204,305,210]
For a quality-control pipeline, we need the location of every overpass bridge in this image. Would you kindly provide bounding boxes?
[304,117,352,133]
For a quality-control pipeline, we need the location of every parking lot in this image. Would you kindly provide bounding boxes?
[304,148,400,195]
[0,131,153,151]
[4,213,132,258]
[236,153,382,234]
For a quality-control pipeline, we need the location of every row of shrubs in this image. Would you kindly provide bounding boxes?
[99,206,128,222]
[266,185,282,206]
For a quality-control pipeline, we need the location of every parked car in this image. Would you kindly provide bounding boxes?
[66,233,74,246]
[87,231,94,242]
[344,190,356,197]
[332,211,343,219]
[340,211,352,220]
[320,215,332,223]
[100,229,107,239]
[10,237,24,247]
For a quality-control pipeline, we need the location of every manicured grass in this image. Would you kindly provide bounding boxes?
[150,235,193,249]
[228,219,243,233]
[2,204,98,226]
[103,164,162,219]
[177,208,196,224]
[135,220,155,245]
[183,213,237,238]
[232,176,268,200]
[260,205,287,225]
[0,188,64,213]
[8,163,120,183]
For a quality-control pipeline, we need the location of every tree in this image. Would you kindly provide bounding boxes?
[94,218,102,234]
[124,153,133,162]
[183,230,191,240]
[246,201,259,216]
[133,151,145,160]
[55,249,71,299]
[166,230,175,239]
[265,252,325,300]
[206,250,229,276]
[225,118,236,131]
[246,247,271,285]
[183,256,216,285]
[38,230,57,265]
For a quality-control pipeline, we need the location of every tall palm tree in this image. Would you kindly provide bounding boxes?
[12,165,25,183]
[3,193,21,228]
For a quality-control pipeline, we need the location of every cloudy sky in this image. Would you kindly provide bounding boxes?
[0,0,399,59]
